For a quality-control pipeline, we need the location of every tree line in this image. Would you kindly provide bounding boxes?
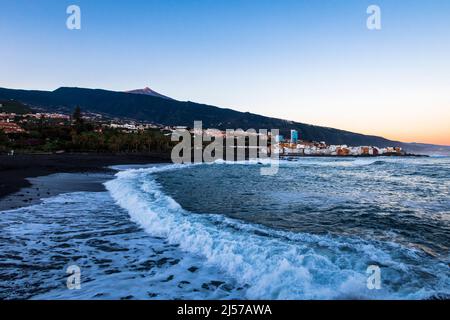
[0,108,174,154]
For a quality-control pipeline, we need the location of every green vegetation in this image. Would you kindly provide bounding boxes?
[0,100,32,114]
[0,109,174,154]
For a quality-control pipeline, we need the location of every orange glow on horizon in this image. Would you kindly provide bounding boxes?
[382,134,450,147]
[338,126,450,146]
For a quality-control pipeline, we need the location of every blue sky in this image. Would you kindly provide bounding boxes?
[1,0,449,144]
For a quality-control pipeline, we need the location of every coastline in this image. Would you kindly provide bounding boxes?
[280,153,428,158]
[0,152,171,211]
[0,152,430,211]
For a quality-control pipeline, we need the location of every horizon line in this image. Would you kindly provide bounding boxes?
[1,84,449,148]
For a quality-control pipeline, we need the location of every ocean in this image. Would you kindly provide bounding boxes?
[0,157,449,299]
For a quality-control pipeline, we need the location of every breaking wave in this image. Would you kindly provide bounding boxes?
[105,163,450,300]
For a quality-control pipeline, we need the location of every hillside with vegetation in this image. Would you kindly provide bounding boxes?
[0,108,174,154]
[0,86,449,154]
[0,100,32,114]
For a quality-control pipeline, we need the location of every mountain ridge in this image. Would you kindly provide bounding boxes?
[0,86,448,154]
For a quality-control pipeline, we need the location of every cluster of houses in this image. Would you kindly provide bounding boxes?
[0,109,164,134]
[0,112,70,122]
[0,112,71,134]
[105,122,163,132]
[278,142,403,156]
[275,130,404,156]
[0,108,405,157]
[166,127,404,157]
[0,121,25,134]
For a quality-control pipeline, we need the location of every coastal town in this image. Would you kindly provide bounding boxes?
[274,130,404,157]
[1,102,404,157]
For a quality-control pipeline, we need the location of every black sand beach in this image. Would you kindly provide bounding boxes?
[0,153,171,210]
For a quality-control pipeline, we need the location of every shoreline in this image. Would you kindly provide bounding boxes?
[280,153,428,158]
[0,153,171,210]
[0,152,431,211]
[0,172,115,211]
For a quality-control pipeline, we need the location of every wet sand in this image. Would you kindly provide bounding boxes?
[0,153,171,211]
[0,172,115,211]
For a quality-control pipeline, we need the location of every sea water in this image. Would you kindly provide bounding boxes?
[0,157,448,299]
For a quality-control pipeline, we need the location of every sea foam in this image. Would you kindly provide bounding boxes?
[105,163,449,299]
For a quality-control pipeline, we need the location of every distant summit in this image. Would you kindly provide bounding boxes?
[1,86,449,154]
[125,87,173,100]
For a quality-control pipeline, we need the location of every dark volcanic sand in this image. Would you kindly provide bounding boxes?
[0,172,116,211]
[0,153,171,209]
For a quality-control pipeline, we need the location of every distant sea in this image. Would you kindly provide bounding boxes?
[1,157,449,299]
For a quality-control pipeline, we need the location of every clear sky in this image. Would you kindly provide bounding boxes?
[1,0,449,145]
